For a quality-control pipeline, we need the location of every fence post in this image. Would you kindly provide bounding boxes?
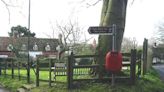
[130,49,136,84]
[137,51,142,78]
[67,52,73,89]
[36,58,39,87]
[18,62,21,80]
[0,59,2,75]
[143,38,148,75]
[11,59,14,79]
[98,50,103,80]
[4,59,7,77]
[49,59,52,87]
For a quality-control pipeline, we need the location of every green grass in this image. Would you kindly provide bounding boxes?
[0,76,27,92]
[0,68,164,92]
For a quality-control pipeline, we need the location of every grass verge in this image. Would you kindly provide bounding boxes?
[0,68,164,92]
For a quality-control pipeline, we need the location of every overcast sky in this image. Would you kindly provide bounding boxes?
[0,0,164,45]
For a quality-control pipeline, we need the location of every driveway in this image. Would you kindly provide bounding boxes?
[153,64,164,81]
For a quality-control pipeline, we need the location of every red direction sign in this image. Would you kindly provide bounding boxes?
[88,26,113,35]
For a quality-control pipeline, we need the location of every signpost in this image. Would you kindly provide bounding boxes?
[88,24,122,86]
[88,26,113,35]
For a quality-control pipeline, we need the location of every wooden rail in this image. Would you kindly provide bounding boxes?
[67,49,140,89]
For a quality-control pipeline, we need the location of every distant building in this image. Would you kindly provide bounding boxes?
[153,43,164,59]
[0,37,59,57]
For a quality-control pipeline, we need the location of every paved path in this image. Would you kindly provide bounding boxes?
[153,64,164,81]
[0,85,10,92]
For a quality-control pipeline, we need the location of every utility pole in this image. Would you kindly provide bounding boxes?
[27,0,31,83]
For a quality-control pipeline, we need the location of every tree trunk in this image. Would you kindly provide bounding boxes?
[97,0,128,73]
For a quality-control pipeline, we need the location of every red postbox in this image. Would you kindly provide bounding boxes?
[105,51,122,73]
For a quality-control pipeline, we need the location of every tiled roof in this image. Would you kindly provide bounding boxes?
[0,37,59,51]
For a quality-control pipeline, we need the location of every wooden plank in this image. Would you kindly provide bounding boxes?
[55,63,66,67]
[122,62,130,65]
[73,53,130,59]
[73,63,137,68]
[74,53,130,58]
[122,58,130,61]
[122,53,131,57]
[49,59,52,87]
[73,77,130,82]
[11,60,14,79]
[36,58,39,87]
[137,52,142,78]
[73,65,99,68]
[4,59,7,77]
[74,55,99,58]
[54,69,67,72]
[67,52,74,89]
[143,38,148,75]
[18,62,21,80]
[55,74,66,76]
[130,49,136,85]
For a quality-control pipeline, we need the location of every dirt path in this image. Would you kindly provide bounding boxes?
[153,64,164,81]
[0,85,10,92]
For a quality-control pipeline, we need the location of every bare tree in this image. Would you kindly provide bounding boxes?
[54,20,93,56]
[154,22,164,44]
[1,0,20,23]
[121,37,138,52]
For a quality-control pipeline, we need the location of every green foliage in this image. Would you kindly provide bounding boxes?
[0,76,27,92]
[8,25,35,37]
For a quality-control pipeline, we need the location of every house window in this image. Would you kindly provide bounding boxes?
[45,43,51,51]
[21,44,27,51]
[7,44,13,51]
[33,43,38,51]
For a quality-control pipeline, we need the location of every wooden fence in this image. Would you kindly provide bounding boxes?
[35,56,56,87]
[0,58,29,80]
[0,56,57,87]
[0,49,142,89]
[143,38,148,75]
[67,49,142,89]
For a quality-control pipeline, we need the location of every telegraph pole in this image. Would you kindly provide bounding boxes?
[27,0,31,83]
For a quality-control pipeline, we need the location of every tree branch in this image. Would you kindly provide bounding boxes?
[130,0,135,5]
[1,0,20,23]
[1,0,11,23]
[86,0,102,8]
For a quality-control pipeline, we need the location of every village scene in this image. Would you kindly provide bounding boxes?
[0,0,164,92]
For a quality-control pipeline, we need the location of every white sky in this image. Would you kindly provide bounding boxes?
[0,0,164,45]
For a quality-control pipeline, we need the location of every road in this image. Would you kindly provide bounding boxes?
[153,64,164,81]
[0,85,10,92]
